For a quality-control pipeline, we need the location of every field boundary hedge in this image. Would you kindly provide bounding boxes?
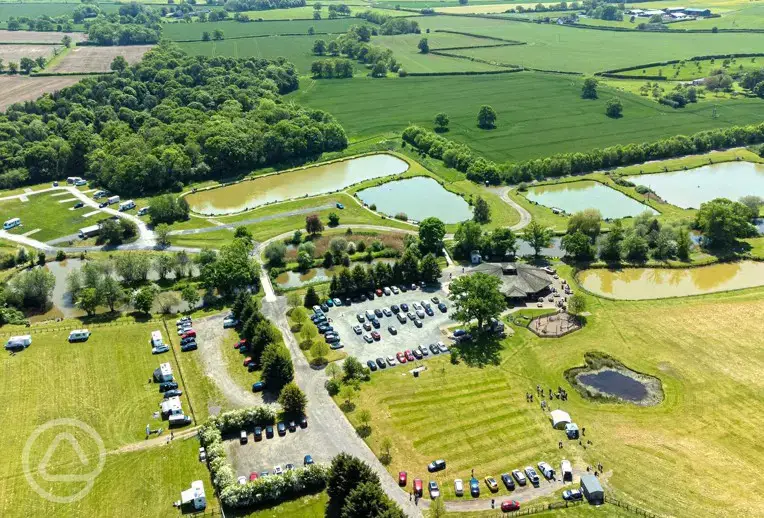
[596,53,764,78]
[431,42,523,51]
[429,49,520,69]
[432,29,525,44]
[406,68,524,77]
[171,31,345,43]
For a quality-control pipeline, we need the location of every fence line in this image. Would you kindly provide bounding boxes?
[7,317,164,335]
[606,496,662,517]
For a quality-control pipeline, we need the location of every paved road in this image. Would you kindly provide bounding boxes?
[168,203,335,236]
[260,295,423,518]
[495,186,532,231]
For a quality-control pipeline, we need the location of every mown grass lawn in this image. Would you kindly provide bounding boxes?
[0,320,210,517]
[340,266,764,516]
[233,490,327,517]
[0,192,103,242]
[291,72,764,163]
[163,18,356,41]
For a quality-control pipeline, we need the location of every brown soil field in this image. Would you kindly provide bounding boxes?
[0,29,86,44]
[0,43,57,62]
[0,75,86,111]
[49,44,153,73]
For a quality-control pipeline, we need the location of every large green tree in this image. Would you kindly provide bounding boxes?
[454,220,483,258]
[567,209,602,241]
[418,217,446,254]
[522,221,553,256]
[449,272,505,331]
[694,198,755,249]
[261,343,293,390]
[327,454,380,510]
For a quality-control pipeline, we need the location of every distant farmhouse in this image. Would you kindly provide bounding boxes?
[626,7,712,18]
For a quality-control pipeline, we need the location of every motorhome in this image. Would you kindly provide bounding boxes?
[107,195,120,205]
[3,218,21,230]
[153,362,174,382]
[151,330,163,348]
[68,329,91,342]
[79,224,101,239]
[67,176,83,185]
[119,200,135,211]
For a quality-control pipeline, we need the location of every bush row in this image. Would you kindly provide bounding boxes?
[405,69,523,77]
[429,50,519,69]
[432,29,525,44]
[403,122,764,185]
[431,43,520,52]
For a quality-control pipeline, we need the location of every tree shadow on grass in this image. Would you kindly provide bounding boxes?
[456,334,503,367]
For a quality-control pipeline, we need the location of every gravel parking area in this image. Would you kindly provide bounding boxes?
[322,283,457,367]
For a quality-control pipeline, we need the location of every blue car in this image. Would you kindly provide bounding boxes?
[336,203,345,209]
[469,477,480,497]
[326,299,334,307]
[304,454,314,465]
[252,381,265,392]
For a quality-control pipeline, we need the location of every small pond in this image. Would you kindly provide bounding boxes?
[516,237,563,258]
[525,181,657,219]
[187,154,409,215]
[625,161,764,209]
[578,261,764,300]
[356,177,472,224]
[577,370,648,402]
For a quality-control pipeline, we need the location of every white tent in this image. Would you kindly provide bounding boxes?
[551,409,572,429]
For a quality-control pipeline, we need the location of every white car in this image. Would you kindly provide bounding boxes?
[274,465,283,475]
[454,478,464,496]
[151,344,170,355]
[428,481,440,498]
[437,341,448,353]
[177,326,192,336]
[237,476,246,485]
[386,355,396,367]
[363,334,373,343]
[391,286,400,294]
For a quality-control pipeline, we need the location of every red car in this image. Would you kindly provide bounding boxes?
[235,339,247,349]
[398,471,407,486]
[376,288,383,297]
[371,331,380,341]
[243,356,253,366]
[501,500,520,512]
[413,478,423,497]
[249,472,259,481]
[182,330,196,339]
[405,349,415,362]
[396,352,407,364]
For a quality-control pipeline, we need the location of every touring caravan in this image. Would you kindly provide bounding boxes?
[79,224,101,239]
[5,335,32,351]
[3,218,21,230]
[68,329,91,342]
[119,200,135,212]
[107,195,120,205]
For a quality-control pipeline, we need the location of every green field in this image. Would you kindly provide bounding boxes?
[0,192,103,242]
[177,35,317,73]
[0,320,211,517]
[291,72,764,163]
[629,55,763,80]
[0,2,118,21]
[405,15,764,73]
[163,17,359,41]
[341,266,764,516]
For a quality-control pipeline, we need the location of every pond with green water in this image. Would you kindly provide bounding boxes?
[578,261,764,300]
[625,161,764,209]
[525,181,656,219]
[186,154,409,215]
[356,177,472,223]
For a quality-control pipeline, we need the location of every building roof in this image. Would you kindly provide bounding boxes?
[472,262,553,298]
[580,474,604,494]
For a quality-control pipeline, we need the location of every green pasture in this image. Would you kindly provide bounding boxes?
[341,266,764,516]
[0,192,103,242]
[242,491,327,517]
[630,55,763,80]
[0,2,118,21]
[673,5,764,30]
[177,35,317,73]
[407,15,764,74]
[291,72,764,163]
[162,17,358,41]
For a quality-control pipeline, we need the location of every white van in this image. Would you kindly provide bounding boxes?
[107,195,120,205]
[68,329,91,342]
[119,200,135,211]
[3,218,21,230]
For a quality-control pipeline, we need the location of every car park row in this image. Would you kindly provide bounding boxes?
[236,419,312,483]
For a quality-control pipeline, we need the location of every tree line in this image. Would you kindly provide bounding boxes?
[0,56,47,75]
[402,122,764,186]
[356,10,420,35]
[0,43,347,196]
[312,24,398,78]
[85,3,162,45]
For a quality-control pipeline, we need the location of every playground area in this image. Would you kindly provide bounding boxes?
[529,311,581,338]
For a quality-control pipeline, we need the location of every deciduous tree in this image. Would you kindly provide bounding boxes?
[449,272,505,331]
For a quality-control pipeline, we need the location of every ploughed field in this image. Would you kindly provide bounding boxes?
[48,45,153,73]
[0,75,87,111]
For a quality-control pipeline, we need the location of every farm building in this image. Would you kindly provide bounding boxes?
[580,474,605,504]
[684,7,711,16]
[472,262,553,300]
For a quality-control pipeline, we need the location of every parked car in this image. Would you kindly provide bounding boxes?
[336,203,344,209]
[98,201,108,208]
[405,350,415,362]
[429,343,440,354]
[329,342,344,350]
[407,312,416,321]
[181,330,196,339]
[512,469,527,486]
[383,287,391,296]
[401,303,409,312]
[367,292,375,300]
[326,299,334,307]
[182,336,198,345]
[376,357,386,369]
[399,471,407,486]
[391,286,399,294]
[300,417,308,428]
[240,430,248,444]
[412,349,423,359]
[425,307,434,316]
[376,289,384,297]
[164,389,182,398]
[353,325,362,335]
[333,298,342,306]
[413,302,421,311]
[437,342,448,353]
[416,309,425,319]
[356,313,365,323]
[469,477,480,497]
[181,341,197,352]
[374,308,384,318]
[501,500,520,512]
[325,335,341,344]
[249,472,258,481]
[418,345,429,357]
[274,465,283,475]
[396,313,407,324]
[383,308,392,317]
[388,325,397,335]
[320,303,329,312]
[371,319,380,329]
[391,304,400,313]
[453,329,466,337]
[285,463,295,471]
[304,455,314,465]
[485,476,499,492]
[363,322,372,331]
[431,296,440,304]
[399,284,407,293]
[223,318,238,328]
[260,471,269,478]
[159,381,178,392]
[152,344,170,355]
[413,318,422,328]
[396,352,407,364]
[413,478,423,497]
[363,334,373,343]
[277,422,286,436]
[454,478,464,496]
[254,426,262,440]
[387,355,396,367]
[73,202,84,209]
[252,381,264,392]
[524,467,540,487]
[438,303,448,313]
[367,360,378,372]
[265,425,274,438]
[237,476,247,485]
[371,331,380,341]
[428,459,446,472]
[317,324,333,334]
[501,473,516,490]
[243,357,254,367]
[562,489,583,501]
[538,461,555,480]
[429,481,440,498]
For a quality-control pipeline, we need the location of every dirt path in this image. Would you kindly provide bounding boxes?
[193,313,265,409]
[110,427,201,455]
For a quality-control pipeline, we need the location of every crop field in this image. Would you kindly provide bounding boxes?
[0,192,104,242]
[0,75,86,110]
[407,15,764,73]
[343,269,764,516]
[48,44,153,73]
[0,29,85,43]
[177,35,316,73]
[162,17,359,41]
[0,43,56,62]
[291,72,764,163]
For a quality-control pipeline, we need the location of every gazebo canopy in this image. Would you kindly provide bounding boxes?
[551,409,572,428]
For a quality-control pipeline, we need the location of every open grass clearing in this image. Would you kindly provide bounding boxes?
[291,72,764,163]
[162,17,358,41]
[0,74,86,110]
[48,44,152,73]
[0,191,103,242]
[342,265,764,516]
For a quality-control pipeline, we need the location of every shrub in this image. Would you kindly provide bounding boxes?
[394,212,408,221]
